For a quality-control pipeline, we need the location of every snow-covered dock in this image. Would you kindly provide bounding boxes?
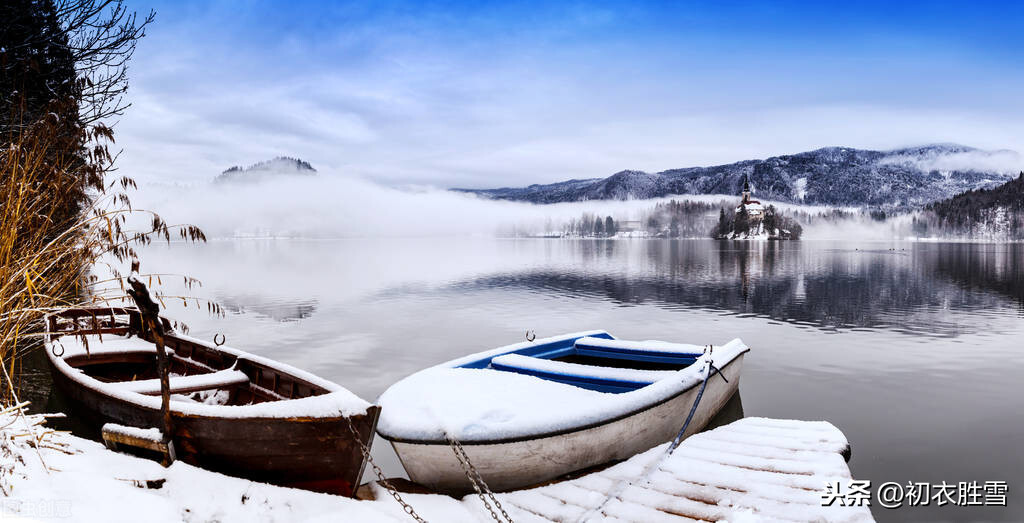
[2,407,873,522]
[490,417,873,522]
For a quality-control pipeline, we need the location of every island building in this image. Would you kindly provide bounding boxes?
[736,174,765,222]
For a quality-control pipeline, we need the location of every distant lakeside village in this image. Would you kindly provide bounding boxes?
[526,175,804,240]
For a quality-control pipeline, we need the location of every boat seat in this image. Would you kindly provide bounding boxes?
[490,353,677,393]
[573,337,703,365]
[116,369,249,396]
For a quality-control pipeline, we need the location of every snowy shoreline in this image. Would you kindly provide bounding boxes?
[0,407,480,522]
[1,406,872,522]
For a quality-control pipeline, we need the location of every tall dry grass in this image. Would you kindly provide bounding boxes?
[0,114,205,403]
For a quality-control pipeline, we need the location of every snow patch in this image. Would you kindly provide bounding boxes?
[794,177,808,199]
[101,423,162,441]
[575,336,705,354]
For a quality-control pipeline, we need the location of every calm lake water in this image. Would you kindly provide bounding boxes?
[32,238,1024,522]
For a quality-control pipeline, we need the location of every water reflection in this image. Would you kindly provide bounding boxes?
[216,293,318,322]
[927,242,1024,307]
[703,390,745,432]
[433,240,1023,337]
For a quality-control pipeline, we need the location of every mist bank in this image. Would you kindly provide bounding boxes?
[127,173,690,238]
[124,170,992,241]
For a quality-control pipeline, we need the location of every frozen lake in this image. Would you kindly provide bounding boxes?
[36,238,1024,521]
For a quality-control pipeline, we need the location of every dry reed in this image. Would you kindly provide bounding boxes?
[0,113,205,403]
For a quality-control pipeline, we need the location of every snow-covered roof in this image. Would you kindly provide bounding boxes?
[736,201,765,212]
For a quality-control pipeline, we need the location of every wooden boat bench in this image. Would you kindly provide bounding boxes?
[487,337,709,393]
[490,353,678,393]
[573,337,704,365]
[115,369,250,396]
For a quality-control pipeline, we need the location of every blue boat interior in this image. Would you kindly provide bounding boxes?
[458,333,703,393]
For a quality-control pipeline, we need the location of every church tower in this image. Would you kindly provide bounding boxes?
[736,173,763,218]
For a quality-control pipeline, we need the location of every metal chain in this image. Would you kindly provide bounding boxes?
[448,439,501,522]
[578,348,716,522]
[343,417,428,523]
[446,436,515,523]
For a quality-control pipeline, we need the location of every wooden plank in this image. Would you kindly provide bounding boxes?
[115,369,249,395]
[493,417,875,523]
[101,423,176,465]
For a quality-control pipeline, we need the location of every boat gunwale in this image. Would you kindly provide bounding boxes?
[44,308,375,420]
[441,330,614,369]
[380,347,748,446]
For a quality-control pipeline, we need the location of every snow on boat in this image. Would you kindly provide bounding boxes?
[377,330,748,494]
[44,307,380,497]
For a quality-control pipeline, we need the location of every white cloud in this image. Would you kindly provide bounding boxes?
[112,4,1024,189]
[879,149,1024,175]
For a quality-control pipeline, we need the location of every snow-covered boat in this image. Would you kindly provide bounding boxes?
[377,330,748,494]
[44,307,379,497]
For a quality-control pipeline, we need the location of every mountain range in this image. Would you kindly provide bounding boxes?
[454,144,1021,208]
[214,157,316,184]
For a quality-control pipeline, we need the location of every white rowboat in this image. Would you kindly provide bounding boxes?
[377,331,748,494]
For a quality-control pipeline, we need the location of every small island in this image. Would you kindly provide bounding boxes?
[213,157,317,184]
[711,174,802,240]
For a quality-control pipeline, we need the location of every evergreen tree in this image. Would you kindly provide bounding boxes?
[1,0,152,232]
[605,216,616,236]
[712,207,730,238]
[646,215,659,231]
[763,205,778,235]
[577,215,591,236]
[593,217,604,236]
[782,217,803,240]
[669,216,680,238]
[1,0,81,131]
[1,0,87,230]
[734,207,750,237]
[912,217,929,237]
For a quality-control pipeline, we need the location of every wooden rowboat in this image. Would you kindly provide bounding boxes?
[377,331,748,494]
[44,307,379,497]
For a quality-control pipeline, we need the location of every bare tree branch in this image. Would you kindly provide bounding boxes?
[51,0,155,124]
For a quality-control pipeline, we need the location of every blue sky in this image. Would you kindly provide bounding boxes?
[116,0,1024,186]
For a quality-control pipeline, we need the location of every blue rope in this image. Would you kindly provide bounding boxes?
[578,359,728,522]
[666,362,725,455]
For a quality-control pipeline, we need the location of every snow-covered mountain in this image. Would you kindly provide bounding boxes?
[214,157,317,184]
[455,144,1022,208]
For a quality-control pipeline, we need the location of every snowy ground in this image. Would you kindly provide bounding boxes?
[0,408,479,522]
[1,406,871,522]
